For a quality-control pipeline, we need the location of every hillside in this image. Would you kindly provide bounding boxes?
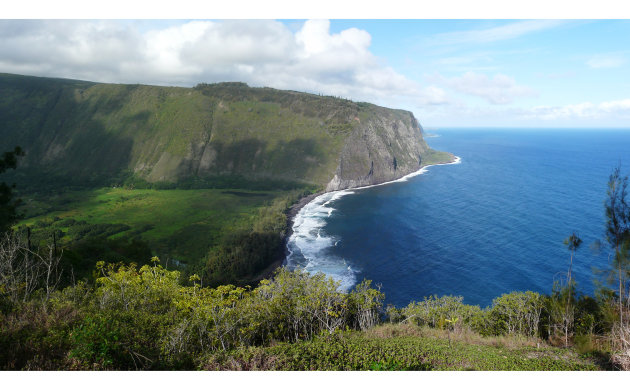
[0,72,453,286]
[0,73,452,191]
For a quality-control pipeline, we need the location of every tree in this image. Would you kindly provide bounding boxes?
[0,146,25,233]
[0,232,63,307]
[604,167,630,324]
[548,232,582,346]
[563,232,582,285]
[603,166,630,367]
[490,291,543,338]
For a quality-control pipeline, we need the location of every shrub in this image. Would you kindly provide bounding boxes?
[401,295,483,331]
[488,291,543,337]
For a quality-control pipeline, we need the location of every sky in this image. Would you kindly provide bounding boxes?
[2,3,630,128]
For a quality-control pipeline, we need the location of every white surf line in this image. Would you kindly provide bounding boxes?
[344,155,462,192]
[284,189,359,290]
[288,155,463,236]
[287,155,463,246]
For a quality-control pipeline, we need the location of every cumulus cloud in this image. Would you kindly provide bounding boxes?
[0,19,437,107]
[0,20,146,81]
[418,86,450,105]
[430,71,538,104]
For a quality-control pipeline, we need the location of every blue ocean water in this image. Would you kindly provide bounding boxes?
[285,129,630,308]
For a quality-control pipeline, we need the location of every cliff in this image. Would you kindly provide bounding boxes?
[0,73,452,191]
[326,106,430,191]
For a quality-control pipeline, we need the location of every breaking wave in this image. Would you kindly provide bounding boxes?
[285,190,358,291]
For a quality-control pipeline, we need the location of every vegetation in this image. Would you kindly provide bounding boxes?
[202,328,598,371]
[602,166,630,368]
[1,150,629,370]
[0,72,382,187]
[13,186,313,286]
[0,146,24,233]
[0,74,626,370]
[0,252,609,370]
[1,72,450,291]
[0,258,387,369]
[421,149,455,166]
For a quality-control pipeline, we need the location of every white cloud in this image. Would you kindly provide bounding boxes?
[587,54,626,69]
[599,99,630,112]
[418,86,450,105]
[0,19,435,108]
[521,99,630,120]
[427,20,566,46]
[430,72,538,104]
[0,20,146,80]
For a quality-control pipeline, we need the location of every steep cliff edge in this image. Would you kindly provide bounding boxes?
[326,106,436,191]
[0,73,452,191]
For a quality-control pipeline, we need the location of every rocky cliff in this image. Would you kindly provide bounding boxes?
[326,106,431,191]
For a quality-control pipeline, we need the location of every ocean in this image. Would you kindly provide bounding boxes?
[285,128,630,308]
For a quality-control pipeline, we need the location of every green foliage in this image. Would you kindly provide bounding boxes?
[0,146,24,233]
[170,283,250,354]
[602,166,630,312]
[605,166,630,250]
[0,252,612,371]
[489,291,543,338]
[546,280,577,346]
[347,280,385,331]
[401,295,484,332]
[397,292,546,340]
[200,329,600,371]
[0,297,81,369]
[575,295,605,335]
[203,231,282,286]
[421,149,455,166]
[94,258,180,312]
[199,189,310,286]
[0,74,364,188]
[68,260,183,369]
[17,186,309,279]
[3,162,628,370]
[56,263,387,369]
[564,233,583,251]
[124,174,312,192]
[69,314,123,368]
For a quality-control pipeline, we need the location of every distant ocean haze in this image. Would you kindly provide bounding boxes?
[285,128,630,307]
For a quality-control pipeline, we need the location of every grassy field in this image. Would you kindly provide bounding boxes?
[18,186,299,265]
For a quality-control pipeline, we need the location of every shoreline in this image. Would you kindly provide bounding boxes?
[255,154,461,282]
[253,191,324,282]
[343,155,461,192]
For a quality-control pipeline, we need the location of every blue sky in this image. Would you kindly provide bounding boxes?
[1,17,629,128]
[327,20,630,127]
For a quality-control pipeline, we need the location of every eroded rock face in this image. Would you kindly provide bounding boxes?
[325,109,429,191]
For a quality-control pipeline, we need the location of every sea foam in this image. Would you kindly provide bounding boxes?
[285,190,358,291]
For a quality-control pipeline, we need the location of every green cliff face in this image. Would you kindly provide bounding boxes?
[0,73,452,191]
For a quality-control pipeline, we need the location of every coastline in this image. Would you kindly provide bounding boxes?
[257,154,462,282]
[253,191,324,282]
[343,155,461,192]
